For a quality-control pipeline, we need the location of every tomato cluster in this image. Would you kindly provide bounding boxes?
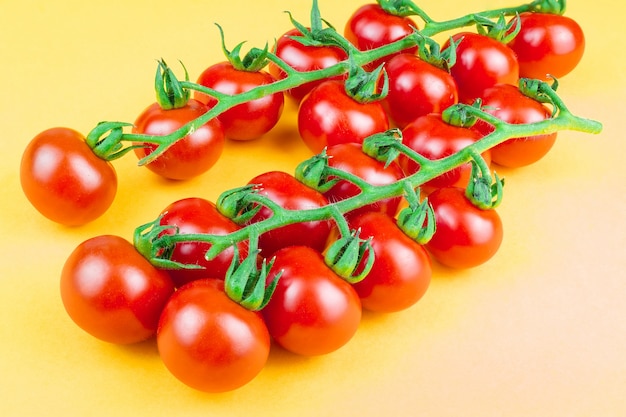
[23,0,592,394]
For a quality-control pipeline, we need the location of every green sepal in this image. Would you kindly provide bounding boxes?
[465,158,505,210]
[344,55,388,103]
[442,102,480,128]
[215,23,270,72]
[475,12,521,44]
[285,0,345,50]
[294,149,339,193]
[86,121,137,161]
[361,129,403,168]
[528,0,567,15]
[325,228,375,284]
[377,0,419,17]
[518,77,559,117]
[224,245,281,311]
[414,30,458,72]
[396,183,436,244]
[155,59,190,110]
[216,185,262,224]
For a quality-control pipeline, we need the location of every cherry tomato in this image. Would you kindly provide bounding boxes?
[20,127,117,226]
[246,171,332,257]
[157,279,270,392]
[60,235,175,344]
[262,246,362,356]
[324,143,404,218]
[344,4,418,71]
[132,99,224,180]
[382,53,458,128]
[157,197,248,288]
[473,84,557,168]
[269,27,348,102]
[444,32,519,103]
[425,187,503,269]
[194,62,284,141]
[298,79,389,154]
[400,113,491,193]
[508,12,585,80]
[347,212,431,313]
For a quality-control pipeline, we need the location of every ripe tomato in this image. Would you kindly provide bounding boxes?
[246,171,332,257]
[344,4,418,71]
[269,27,348,102]
[473,83,557,168]
[507,12,585,80]
[60,235,175,344]
[20,127,117,226]
[262,246,362,356]
[132,99,224,180]
[298,79,389,154]
[382,53,458,128]
[324,143,404,218]
[194,62,284,141]
[425,187,503,269]
[444,32,519,103]
[157,279,270,392]
[400,113,491,192]
[157,197,248,287]
[347,212,431,313]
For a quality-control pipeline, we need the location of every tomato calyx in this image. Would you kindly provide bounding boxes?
[527,0,567,15]
[285,0,352,52]
[344,57,388,103]
[377,0,420,17]
[215,23,270,72]
[86,121,137,161]
[217,185,263,224]
[224,236,280,311]
[518,77,559,117]
[414,31,458,72]
[295,150,340,193]
[465,155,505,210]
[442,102,481,128]
[475,13,521,44]
[362,129,404,167]
[325,209,375,283]
[397,183,436,244]
[155,59,190,110]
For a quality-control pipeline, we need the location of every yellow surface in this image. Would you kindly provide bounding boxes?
[1,1,624,416]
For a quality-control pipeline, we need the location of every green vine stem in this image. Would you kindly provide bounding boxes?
[87,0,571,164]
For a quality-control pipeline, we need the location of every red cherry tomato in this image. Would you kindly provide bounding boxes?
[324,143,405,218]
[269,28,348,102]
[473,83,557,168]
[157,279,270,392]
[444,32,519,103]
[347,212,432,313]
[298,79,389,154]
[382,53,458,128]
[508,12,585,80]
[60,235,175,344]
[157,197,248,287]
[194,61,284,141]
[262,246,362,356]
[425,187,503,269]
[132,99,224,180]
[246,171,332,257]
[20,127,117,226]
[400,113,491,192]
[344,4,418,71]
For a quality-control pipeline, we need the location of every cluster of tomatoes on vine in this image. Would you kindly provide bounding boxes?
[21,0,588,394]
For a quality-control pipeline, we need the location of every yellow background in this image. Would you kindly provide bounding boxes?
[1,1,624,416]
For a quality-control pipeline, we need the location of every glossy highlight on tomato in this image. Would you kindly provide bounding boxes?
[20,127,117,226]
[60,235,175,344]
[132,99,225,180]
[157,279,270,392]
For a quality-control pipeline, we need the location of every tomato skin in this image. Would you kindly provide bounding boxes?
[382,53,458,128]
[60,235,175,344]
[132,99,225,180]
[157,279,270,392]
[425,187,503,269]
[400,113,491,192]
[298,79,390,154]
[508,12,585,80]
[246,171,332,257]
[445,32,519,103]
[269,28,348,102]
[262,246,362,356]
[157,197,247,287]
[348,212,431,313]
[344,4,418,71]
[194,62,284,141]
[20,127,117,226]
[324,143,404,218]
[473,84,557,168]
